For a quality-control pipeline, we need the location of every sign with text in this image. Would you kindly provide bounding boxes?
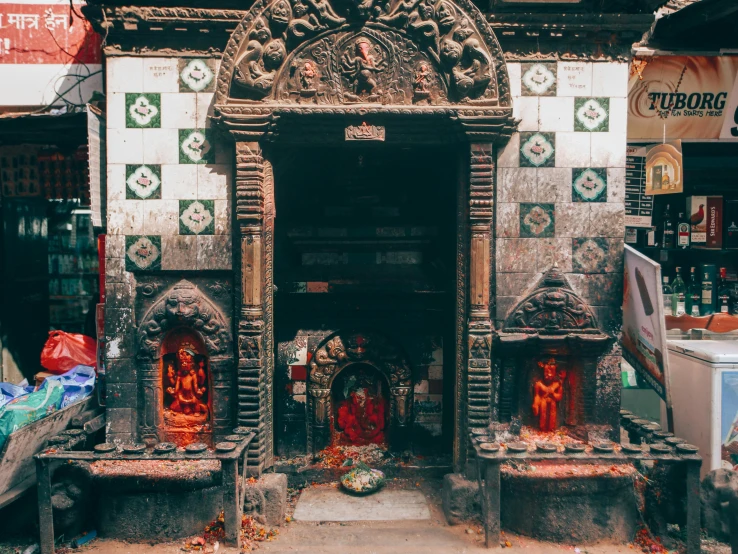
[622,245,671,404]
[625,145,653,227]
[0,1,102,106]
[629,56,738,141]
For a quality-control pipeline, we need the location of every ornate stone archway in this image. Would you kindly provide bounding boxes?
[214,0,517,474]
[307,331,412,452]
[136,280,234,444]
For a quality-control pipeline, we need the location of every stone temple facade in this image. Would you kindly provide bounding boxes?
[87,0,658,475]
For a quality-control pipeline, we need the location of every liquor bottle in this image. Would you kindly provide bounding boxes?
[686,267,701,316]
[676,212,690,249]
[662,204,675,249]
[671,267,686,316]
[717,267,731,314]
[646,226,657,248]
[662,275,673,315]
[701,264,717,316]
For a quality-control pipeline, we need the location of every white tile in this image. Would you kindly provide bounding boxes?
[496,133,520,168]
[197,164,230,199]
[107,129,143,164]
[554,132,591,167]
[536,167,572,202]
[107,200,144,235]
[106,57,144,93]
[161,164,198,199]
[507,62,522,98]
[592,63,629,98]
[106,93,126,129]
[557,62,592,97]
[107,164,126,201]
[538,97,574,132]
[498,167,537,203]
[160,93,197,129]
[161,235,197,270]
[196,93,215,128]
[143,58,179,93]
[143,199,179,235]
[607,167,626,202]
[591,132,627,168]
[197,235,232,270]
[608,97,628,135]
[513,96,539,131]
[214,200,231,235]
[143,128,179,164]
[105,234,125,259]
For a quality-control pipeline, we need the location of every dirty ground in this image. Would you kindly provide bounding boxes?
[0,476,730,554]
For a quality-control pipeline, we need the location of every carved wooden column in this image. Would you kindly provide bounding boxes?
[464,142,494,465]
[235,141,270,474]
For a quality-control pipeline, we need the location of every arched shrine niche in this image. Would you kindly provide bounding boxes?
[215,0,512,106]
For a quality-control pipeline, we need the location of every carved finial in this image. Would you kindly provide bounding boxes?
[542,265,565,287]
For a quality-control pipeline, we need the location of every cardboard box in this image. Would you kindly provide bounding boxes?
[687,195,707,244]
[726,199,738,249]
[706,196,723,249]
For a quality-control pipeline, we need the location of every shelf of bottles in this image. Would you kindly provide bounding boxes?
[48,203,100,334]
[632,198,738,320]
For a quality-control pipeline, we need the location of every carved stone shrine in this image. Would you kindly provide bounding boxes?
[69,0,673,548]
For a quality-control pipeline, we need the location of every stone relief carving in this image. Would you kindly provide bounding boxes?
[138,280,232,360]
[502,267,601,335]
[225,0,507,105]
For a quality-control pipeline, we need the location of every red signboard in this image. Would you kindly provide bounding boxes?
[0,2,101,65]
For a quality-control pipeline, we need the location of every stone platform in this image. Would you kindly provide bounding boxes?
[293,488,431,522]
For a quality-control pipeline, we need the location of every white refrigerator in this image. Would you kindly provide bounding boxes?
[667,340,738,478]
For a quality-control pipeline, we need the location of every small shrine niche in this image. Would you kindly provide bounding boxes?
[495,267,611,441]
[331,363,390,446]
[161,328,212,436]
[307,331,412,454]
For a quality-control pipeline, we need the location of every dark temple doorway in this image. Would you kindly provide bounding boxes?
[272,144,461,458]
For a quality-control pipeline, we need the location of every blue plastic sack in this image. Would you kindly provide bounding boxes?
[43,365,96,408]
[0,382,30,409]
[0,380,64,452]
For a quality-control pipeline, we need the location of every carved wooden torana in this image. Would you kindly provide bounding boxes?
[210,0,516,473]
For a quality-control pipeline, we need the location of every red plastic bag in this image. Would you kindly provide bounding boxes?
[40,331,97,374]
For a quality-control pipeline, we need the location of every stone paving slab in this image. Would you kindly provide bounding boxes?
[292,488,431,522]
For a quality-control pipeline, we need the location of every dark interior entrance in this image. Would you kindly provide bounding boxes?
[272,144,461,457]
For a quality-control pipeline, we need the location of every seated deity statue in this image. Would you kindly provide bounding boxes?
[166,347,208,415]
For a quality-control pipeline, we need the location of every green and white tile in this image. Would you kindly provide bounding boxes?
[126,164,161,199]
[179,129,215,164]
[125,93,161,128]
[125,235,161,271]
[519,132,555,168]
[572,237,607,273]
[574,97,609,132]
[520,203,555,238]
[179,59,216,93]
[521,62,556,96]
[179,199,215,235]
[572,167,607,203]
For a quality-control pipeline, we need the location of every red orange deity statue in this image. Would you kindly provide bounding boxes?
[166,346,208,415]
[532,358,563,432]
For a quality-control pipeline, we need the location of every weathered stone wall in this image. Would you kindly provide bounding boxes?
[104,55,234,443]
[495,61,627,432]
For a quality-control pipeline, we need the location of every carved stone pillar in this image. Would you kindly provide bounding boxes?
[463,142,494,466]
[235,141,271,474]
[309,386,331,451]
